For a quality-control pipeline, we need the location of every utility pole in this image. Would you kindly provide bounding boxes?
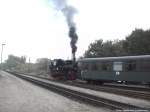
[1,44,5,64]
[28,57,31,73]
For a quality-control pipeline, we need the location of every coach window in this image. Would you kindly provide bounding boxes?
[91,63,98,71]
[97,63,102,71]
[107,62,112,71]
[101,62,112,71]
[102,63,107,71]
[125,61,136,71]
[82,63,89,70]
[87,63,93,70]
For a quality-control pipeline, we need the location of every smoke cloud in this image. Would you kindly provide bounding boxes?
[50,0,78,61]
[50,0,77,28]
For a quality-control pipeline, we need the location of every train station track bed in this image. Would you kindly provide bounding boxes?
[16,72,150,101]
[7,71,150,111]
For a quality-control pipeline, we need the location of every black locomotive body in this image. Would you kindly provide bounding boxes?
[49,59,77,80]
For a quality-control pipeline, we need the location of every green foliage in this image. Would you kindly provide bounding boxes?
[84,39,125,58]
[84,28,150,58]
[84,39,103,58]
[123,29,150,55]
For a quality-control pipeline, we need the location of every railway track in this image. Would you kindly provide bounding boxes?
[34,76,150,101]
[8,71,149,111]
[103,83,150,92]
[8,71,150,101]
[64,81,150,101]
[17,73,150,101]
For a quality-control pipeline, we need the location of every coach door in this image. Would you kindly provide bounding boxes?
[113,62,123,81]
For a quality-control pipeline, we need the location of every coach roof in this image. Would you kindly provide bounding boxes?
[78,55,150,62]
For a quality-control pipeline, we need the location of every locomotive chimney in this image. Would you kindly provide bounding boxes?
[72,52,75,63]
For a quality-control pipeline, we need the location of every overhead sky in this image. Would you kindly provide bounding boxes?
[0,0,150,62]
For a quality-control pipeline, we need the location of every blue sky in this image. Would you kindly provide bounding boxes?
[0,0,150,62]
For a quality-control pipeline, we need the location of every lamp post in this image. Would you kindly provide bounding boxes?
[1,44,5,64]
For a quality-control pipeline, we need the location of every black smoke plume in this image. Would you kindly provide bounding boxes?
[69,27,78,54]
[50,0,78,61]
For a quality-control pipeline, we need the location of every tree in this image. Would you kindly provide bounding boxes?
[84,39,125,58]
[84,39,103,58]
[113,40,126,56]
[84,28,150,58]
[123,29,150,55]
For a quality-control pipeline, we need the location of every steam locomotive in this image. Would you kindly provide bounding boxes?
[49,59,77,80]
[49,26,78,80]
